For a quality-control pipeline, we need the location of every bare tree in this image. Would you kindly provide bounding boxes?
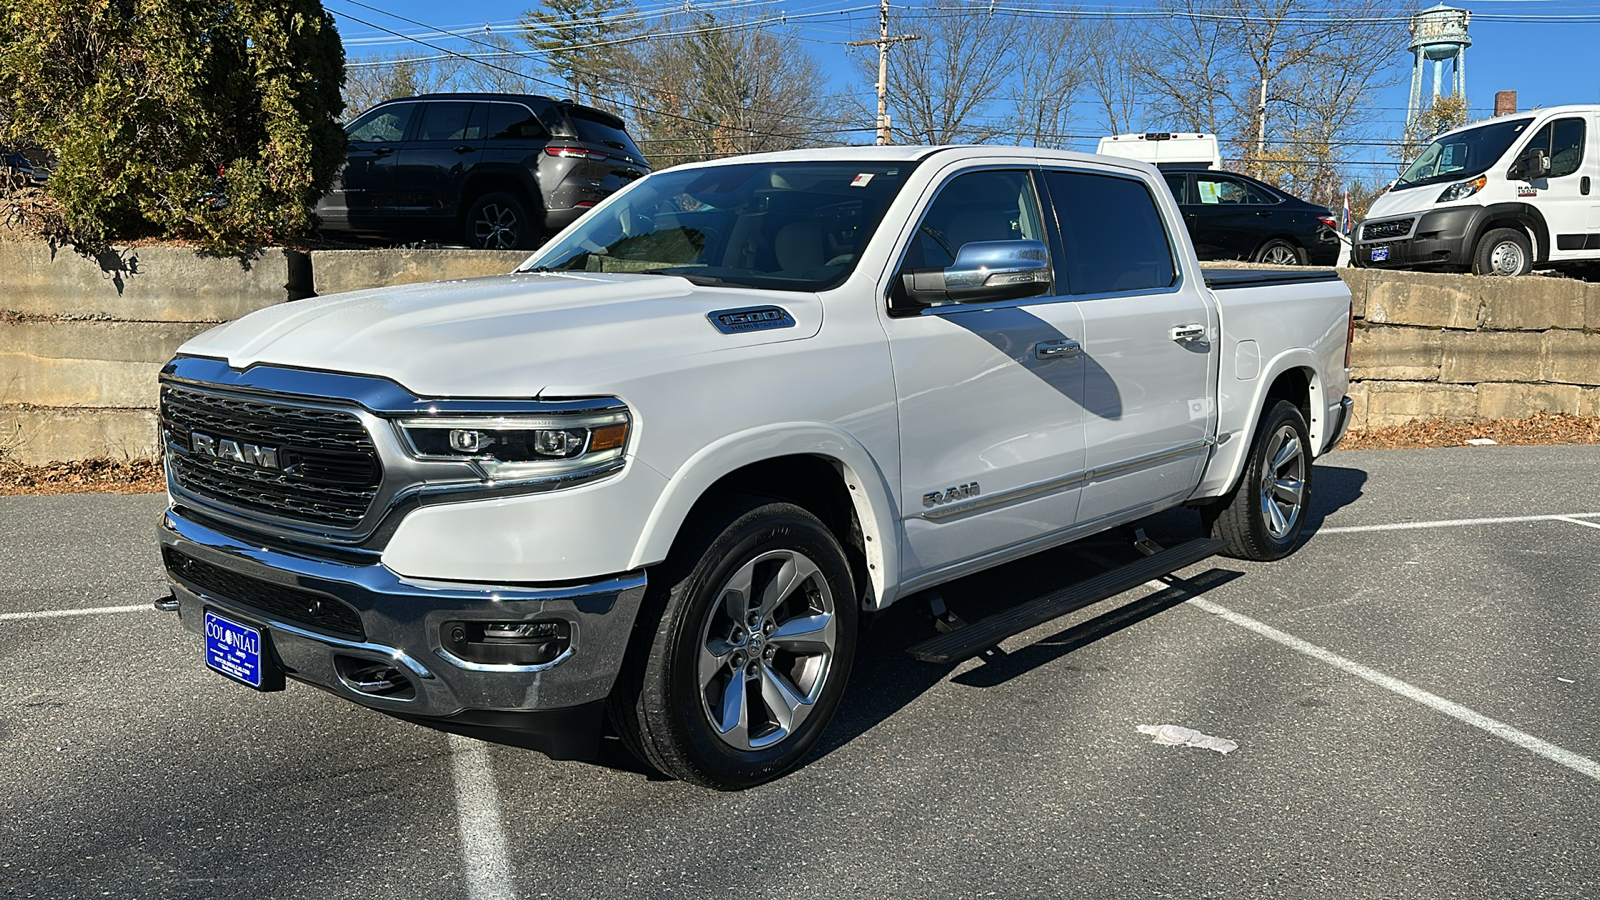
[870,4,1019,145]
[1130,0,1236,135]
[1007,11,1088,148]
[1081,19,1147,136]
[342,51,462,119]
[628,12,848,163]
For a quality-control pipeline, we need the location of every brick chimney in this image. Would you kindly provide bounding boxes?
[1495,91,1517,117]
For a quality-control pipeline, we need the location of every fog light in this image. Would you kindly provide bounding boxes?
[443,620,571,666]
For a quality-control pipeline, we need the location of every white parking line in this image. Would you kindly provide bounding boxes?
[1556,516,1600,531]
[449,733,517,900]
[1182,593,1600,783]
[1317,512,1600,534]
[0,604,152,622]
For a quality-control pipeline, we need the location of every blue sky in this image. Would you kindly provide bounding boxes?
[325,0,1600,178]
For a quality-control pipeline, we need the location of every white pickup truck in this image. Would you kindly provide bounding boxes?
[157,146,1353,788]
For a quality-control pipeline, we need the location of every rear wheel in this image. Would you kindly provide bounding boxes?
[1256,239,1305,266]
[463,191,536,250]
[1472,227,1532,276]
[1201,400,1313,561]
[610,497,857,789]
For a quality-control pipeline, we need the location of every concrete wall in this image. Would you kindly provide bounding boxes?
[1339,268,1600,429]
[3,238,1596,462]
[1,243,524,464]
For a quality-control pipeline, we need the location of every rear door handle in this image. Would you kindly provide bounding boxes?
[372,146,395,156]
[1170,324,1206,342]
[1034,338,1081,360]
[1583,176,1592,196]
[454,145,475,154]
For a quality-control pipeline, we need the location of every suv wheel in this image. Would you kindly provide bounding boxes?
[610,497,857,790]
[464,191,535,250]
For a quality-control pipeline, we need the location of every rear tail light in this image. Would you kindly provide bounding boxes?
[545,146,609,161]
[1317,215,1338,230]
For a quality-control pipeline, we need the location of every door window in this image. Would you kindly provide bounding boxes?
[485,104,549,140]
[1163,173,1189,204]
[1045,169,1177,295]
[416,102,475,141]
[1522,117,1586,178]
[346,103,416,143]
[904,169,1046,270]
[1194,174,1276,205]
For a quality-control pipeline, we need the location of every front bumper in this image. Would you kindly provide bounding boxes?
[159,506,646,753]
[1354,208,1475,269]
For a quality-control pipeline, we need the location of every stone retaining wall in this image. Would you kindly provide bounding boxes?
[2,238,1596,463]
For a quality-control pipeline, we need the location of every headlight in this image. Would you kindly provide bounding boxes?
[1437,175,1486,203]
[396,409,630,482]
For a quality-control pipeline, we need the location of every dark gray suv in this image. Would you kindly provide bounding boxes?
[316,93,651,250]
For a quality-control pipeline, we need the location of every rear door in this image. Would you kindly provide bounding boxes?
[1039,165,1218,523]
[393,100,484,227]
[885,165,1087,580]
[1190,172,1275,259]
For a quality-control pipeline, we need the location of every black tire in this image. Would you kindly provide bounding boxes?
[463,190,537,250]
[1472,227,1532,276]
[1201,400,1313,561]
[610,497,858,789]
[1255,238,1306,266]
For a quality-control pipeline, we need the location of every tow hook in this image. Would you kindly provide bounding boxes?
[153,592,180,613]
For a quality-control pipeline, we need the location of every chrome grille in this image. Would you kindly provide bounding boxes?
[1362,218,1412,241]
[160,384,381,529]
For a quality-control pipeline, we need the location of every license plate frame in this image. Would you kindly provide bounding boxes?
[204,608,285,691]
[1370,246,1391,262]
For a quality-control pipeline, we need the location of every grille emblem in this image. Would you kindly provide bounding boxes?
[191,431,280,470]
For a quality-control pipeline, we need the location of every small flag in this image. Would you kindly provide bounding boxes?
[1341,191,1352,235]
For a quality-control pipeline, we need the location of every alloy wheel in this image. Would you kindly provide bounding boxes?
[472,203,521,250]
[1258,424,1305,540]
[1262,245,1300,266]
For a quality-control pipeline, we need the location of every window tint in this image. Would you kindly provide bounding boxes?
[904,169,1046,270]
[416,102,474,141]
[347,103,415,143]
[485,103,549,140]
[1045,169,1177,295]
[1195,174,1274,205]
[1523,117,1586,178]
[1163,173,1188,204]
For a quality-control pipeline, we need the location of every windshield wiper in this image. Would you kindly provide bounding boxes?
[638,269,726,286]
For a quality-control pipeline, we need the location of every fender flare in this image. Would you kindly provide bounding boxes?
[1201,348,1328,499]
[628,423,904,609]
[1467,202,1551,262]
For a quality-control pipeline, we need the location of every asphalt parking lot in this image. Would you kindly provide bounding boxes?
[3,444,1598,899]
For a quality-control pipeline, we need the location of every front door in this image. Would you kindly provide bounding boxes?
[886,166,1088,581]
[1039,166,1218,524]
[336,101,417,231]
[1515,115,1596,259]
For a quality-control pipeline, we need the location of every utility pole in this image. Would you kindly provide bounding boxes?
[846,0,918,145]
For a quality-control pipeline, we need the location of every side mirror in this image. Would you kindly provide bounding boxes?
[902,239,1052,307]
[1511,146,1551,180]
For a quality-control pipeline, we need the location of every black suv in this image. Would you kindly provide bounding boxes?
[1162,168,1340,266]
[317,93,651,249]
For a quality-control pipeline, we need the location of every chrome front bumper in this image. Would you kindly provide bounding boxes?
[159,507,647,722]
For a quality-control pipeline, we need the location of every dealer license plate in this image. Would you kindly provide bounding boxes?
[205,609,270,689]
[1370,246,1390,262]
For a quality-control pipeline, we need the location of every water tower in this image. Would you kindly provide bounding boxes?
[1406,4,1471,132]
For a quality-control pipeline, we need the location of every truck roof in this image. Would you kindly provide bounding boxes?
[662,145,1162,174]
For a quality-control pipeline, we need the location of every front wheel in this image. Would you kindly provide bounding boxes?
[1201,400,1313,561]
[1472,227,1532,276]
[610,497,857,789]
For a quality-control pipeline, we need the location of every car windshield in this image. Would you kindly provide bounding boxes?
[522,160,918,292]
[1394,117,1533,189]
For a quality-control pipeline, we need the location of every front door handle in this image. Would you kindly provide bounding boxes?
[1035,338,1081,360]
[1170,324,1206,342]
[454,145,475,154]
[1254,210,1272,217]
[1583,176,1592,196]
[372,146,395,156]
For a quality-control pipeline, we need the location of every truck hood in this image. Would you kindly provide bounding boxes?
[179,271,822,398]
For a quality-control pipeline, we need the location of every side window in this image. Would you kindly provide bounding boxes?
[1044,169,1177,295]
[1194,174,1259,205]
[1163,173,1188,204]
[905,169,1046,270]
[346,103,416,143]
[1240,180,1279,204]
[416,102,474,141]
[486,104,550,141]
[1523,118,1586,178]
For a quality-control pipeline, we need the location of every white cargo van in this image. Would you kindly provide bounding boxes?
[1356,105,1598,275]
[1097,133,1221,170]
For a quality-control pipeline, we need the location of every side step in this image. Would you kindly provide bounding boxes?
[906,537,1227,664]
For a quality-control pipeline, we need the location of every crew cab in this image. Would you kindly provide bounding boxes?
[157,147,1353,789]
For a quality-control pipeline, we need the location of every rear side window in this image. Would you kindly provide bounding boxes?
[416,102,475,141]
[1195,174,1276,205]
[347,103,416,143]
[485,103,549,140]
[1522,117,1586,178]
[566,107,645,161]
[1045,169,1177,295]
[1163,173,1188,203]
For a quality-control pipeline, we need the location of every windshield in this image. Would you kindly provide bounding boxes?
[522,160,919,292]
[1395,117,1533,190]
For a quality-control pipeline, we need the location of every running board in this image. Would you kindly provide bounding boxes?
[905,537,1227,664]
